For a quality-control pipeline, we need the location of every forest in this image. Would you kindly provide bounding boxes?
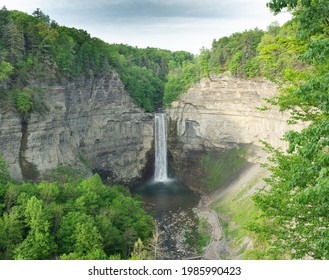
[0,159,156,260]
[0,7,193,112]
[251,0,329,259]
[1,0,329,260]
[0,6,297,113]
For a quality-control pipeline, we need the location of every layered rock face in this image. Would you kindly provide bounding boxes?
[167,76,304,189]
[0,71,153,183]
[169,76,295,152]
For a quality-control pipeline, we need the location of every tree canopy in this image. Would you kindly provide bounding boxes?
[0,8,194,112]
[0,164,154,260]
[251,0,329,259]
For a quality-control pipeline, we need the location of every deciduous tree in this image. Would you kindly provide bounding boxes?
[252,0,329,259]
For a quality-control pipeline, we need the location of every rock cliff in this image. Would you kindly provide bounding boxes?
[167,76,304,190]
[0,71,153,183]
[1,74,305,188]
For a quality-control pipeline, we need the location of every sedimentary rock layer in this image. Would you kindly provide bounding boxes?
[0,71,153,183]
[168,76,303,160]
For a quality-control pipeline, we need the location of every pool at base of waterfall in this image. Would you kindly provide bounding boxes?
[130,179,200,259]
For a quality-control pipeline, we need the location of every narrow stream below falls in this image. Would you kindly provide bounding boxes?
[130,180,200,259]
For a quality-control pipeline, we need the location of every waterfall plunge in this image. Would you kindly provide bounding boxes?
[154,112,168,182]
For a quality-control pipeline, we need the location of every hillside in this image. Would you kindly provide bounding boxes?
[0,7,193,112]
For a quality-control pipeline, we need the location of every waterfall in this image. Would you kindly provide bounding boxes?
[154,112,168,182]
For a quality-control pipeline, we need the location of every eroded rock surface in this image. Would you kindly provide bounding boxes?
[0,72,153,183]
[167,76,304,190]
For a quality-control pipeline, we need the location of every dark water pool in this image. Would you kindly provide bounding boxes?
[130,179,200,259]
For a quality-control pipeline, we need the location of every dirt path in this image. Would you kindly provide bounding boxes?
[197,197,229,259]
[196,164,268,259]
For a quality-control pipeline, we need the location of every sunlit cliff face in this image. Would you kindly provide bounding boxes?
[167,76,305,190]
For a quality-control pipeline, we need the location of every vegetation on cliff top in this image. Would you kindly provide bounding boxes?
[163,25,282,106]
[0,7,290,112]
[0,7,193,112]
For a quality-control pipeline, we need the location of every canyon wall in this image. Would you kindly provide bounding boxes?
[167,76,304,191]
[1,73,306,188]
[0,71,153,183]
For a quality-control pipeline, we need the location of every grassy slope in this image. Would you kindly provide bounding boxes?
[209,164,272,259]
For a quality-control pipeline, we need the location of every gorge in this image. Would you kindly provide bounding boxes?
[167,76,304,192]
[1,73,301,258]
[0,74,301,187]
[1,2,326,261]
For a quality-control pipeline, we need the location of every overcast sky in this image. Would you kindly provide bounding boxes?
[1,0,291,54]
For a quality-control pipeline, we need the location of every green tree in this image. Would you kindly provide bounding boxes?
[228,50,243,75]
[0,208,24,259]
[56,212,93,254]
[15,87,33,114]
[37,182,60,204]
[257,23,308,83]
[0,60,13,81]
[209,28,264,77]
[3,19,25,66]
[0,155,10,185]
[163,60,199,107]
[14,196,55,259]
[74,190,100,216]
[252,0,329,259]
[108,194,153,256]
[4,184,19,212]
[266,0,298,14]
[60,222,107,260]
[54,31,76,76]
[197,47,211,77]
[94,215,122,256]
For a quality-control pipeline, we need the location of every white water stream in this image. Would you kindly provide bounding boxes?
[154,112,168,182]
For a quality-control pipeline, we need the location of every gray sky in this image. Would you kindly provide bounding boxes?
[1,0,291,54]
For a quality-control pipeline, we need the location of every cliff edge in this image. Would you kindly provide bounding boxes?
[0,71,153,183]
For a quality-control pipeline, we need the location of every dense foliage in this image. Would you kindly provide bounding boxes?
[251,0,329,259]
[0,165,153,260]
[0,8,279,110]
[209,29,265,78]
[163,28,271,106]
[163,29,266,106]
[163,59,201,106]
[110,44,194,110]
[0,7,194,112]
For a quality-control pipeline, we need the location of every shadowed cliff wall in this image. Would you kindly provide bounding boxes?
[0,71,153,184]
